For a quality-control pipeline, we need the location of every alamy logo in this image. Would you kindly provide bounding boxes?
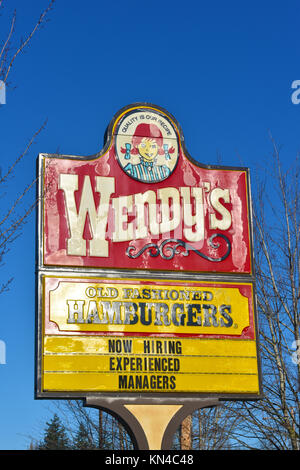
[0,80,6,104]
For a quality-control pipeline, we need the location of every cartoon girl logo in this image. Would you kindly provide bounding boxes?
[115,109,179,183]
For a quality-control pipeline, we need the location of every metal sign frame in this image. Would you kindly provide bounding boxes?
[35,103,262,403]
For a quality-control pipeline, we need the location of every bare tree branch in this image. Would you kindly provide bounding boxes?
[0,1,55,87]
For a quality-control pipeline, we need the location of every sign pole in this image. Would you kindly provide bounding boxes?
[180,414,192,450]
[84,398,221,450]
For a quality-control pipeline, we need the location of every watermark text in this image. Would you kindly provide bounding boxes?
[291,340,300,365]
[291,80,300,104]
[0,80,6,105]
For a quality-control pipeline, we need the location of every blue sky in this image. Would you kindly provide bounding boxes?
[0,0,299,449]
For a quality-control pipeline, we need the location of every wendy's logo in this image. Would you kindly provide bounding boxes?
[114,108,179,183]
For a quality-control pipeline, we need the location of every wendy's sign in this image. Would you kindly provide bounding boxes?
[39,103,253,274]
[36,104,261,400]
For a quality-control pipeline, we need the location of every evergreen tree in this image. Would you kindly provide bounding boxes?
[72,422,97,450]
[38,414,71,450]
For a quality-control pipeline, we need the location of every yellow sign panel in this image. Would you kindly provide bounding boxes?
[41,276,260,396]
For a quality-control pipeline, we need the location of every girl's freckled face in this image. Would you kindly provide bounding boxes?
[138,138,158,161]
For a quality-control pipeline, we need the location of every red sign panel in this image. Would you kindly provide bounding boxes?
[41,104,252,274]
